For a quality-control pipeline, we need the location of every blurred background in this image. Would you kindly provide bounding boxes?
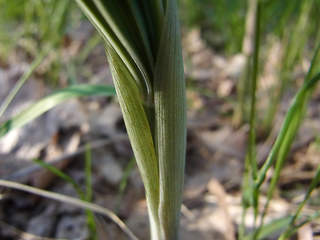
[0,0,320,239]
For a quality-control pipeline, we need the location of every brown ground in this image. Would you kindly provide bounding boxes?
[0,25,320,240]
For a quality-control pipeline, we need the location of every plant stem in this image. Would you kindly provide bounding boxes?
[154,1,186,238]
[233,0,257,127]
[248,0,261,230]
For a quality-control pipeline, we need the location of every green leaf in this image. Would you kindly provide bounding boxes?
[154,0,186,239]
[75,0,154,103]
[245,216,292,240]
[279,163,320,239]
[84,144,98,240]
[256,72,320,187]
[34,146,98,239]
[253,71,320,238]
[115,157,136,214]
[33,159,85,198]
[75,1,187,239]
[105,41,161,239]
[283,210,320,239]
[0,45,51,119]
[0,84,116,137]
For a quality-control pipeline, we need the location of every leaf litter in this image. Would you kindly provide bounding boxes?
[0,25,319,240]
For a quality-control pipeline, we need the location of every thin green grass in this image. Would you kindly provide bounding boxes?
[233,0,320,129]
[281,210,320,239]
[115,157,136,214]
[238,1,261,238]
[0,0,77,86]
[0,84,116,137]
[279,163,320,239]
[33,159,84,197]
[242,42,320,239]
[84,144,97,240]
[262,0,315,132]
[0,45,51,120]
[235,1,320,238]
[33,154,97,240]
[76,33,103,64]
[244,216,292,240]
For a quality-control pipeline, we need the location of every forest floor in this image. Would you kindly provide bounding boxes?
[0,24,320,240]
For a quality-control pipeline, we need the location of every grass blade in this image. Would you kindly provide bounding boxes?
[245,216,292,240]
[281,210,320,239]
[254,71,320,238]
[33,159,84,198]
[85,144,93,202]
[34,146,98,239]
[0,84,116,137]
[84,144,98,240]
[0,45,51,119]
[279,163,320,239]
[256,72,320,188]
[115,157,136,214]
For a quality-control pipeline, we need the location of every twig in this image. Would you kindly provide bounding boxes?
[0,179,139,240]
[208,179,236,240]
[4,134,129,182]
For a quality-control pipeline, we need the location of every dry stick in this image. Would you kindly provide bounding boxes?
[0,179,139,240]
[4,134,129,181]
[208,179,236,240]
[180,204,212,240]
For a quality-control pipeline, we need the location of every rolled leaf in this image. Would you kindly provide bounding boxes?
[75,1,187,239]
[154,0,186,239]
[105,42,161,239]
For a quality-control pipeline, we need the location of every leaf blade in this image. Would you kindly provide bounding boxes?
[0,84,116,137]
[105,42,161,239]
[154,0,186,239]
